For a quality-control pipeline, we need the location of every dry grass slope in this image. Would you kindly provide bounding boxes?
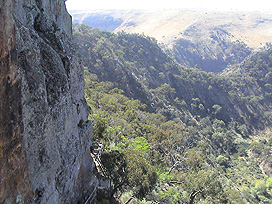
[71,9,272,49]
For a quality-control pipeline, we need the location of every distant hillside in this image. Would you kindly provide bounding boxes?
[170,28,251,72]
[70,9,272,72]
[70,9,272,49]
[72,12,123,31]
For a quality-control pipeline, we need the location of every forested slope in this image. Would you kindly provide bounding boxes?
[74,24,272,203]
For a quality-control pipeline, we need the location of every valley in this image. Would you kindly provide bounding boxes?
[73,22,272,203]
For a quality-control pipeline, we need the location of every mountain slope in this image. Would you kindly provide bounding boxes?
[73,24,272,130]
[73,24,180,105]
[74,25,272,203]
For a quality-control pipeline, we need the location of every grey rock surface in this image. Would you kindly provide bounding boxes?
[1,0,96,203]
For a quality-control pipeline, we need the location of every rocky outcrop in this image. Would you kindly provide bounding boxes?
[0,0,96,203]
[0,0,33,203]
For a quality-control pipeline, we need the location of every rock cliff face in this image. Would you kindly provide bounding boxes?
[0,0,95,203]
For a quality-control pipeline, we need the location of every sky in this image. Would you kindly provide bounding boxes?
[65,0,272,11]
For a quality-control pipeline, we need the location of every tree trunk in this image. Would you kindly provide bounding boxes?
[124,196,135,204]
[170,181,184,185]
[189,190,202,204]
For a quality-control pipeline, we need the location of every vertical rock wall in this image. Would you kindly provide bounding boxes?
[0,0,95,203]
[0,0,33,203]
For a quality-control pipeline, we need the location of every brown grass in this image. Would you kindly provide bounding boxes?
[71,9,272,49]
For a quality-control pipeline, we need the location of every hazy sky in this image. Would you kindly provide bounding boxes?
[65,0,272,11]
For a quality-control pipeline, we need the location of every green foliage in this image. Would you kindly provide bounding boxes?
[129,137,150,154]
[216,155,230,168]
[251,178,272,202]
[151,83,176,101]
[124,149,157,199]
[212,104,222,115]
[92,114,108,141]
[250,141,263,155]
[101,150,127,195]
[76,25,272,203]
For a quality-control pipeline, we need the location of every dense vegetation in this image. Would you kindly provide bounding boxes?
[74,24,272,203]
